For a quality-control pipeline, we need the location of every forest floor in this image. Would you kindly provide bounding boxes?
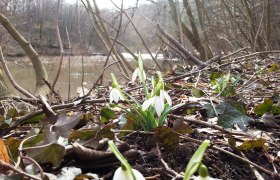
[0,50,279,180]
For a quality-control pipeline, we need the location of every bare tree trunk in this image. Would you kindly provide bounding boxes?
[264,0,271,50]
[0,12,49,97]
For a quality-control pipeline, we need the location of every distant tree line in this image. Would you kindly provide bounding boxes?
[0,0,279,58]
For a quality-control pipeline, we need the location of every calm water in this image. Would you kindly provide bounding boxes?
[5,55,175,99]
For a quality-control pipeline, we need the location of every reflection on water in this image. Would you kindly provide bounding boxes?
[6,56,132,99]
[5,55,179,99]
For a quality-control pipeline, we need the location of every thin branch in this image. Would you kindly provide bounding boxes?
[0,47,37,100]
[0,160,41,180]
[112,2,163,71]
[100,0,125,85]
[65,27,71,101]
[157,24,207,68]
[51,0,64,93]
[156,142,182,178]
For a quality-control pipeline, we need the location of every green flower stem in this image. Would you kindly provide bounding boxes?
[108,141,136,180]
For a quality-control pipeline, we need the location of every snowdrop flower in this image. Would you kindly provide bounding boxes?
[142,71,172,116]
[113,167,145,180]
[132,53,146,83]
[142,89,172,116]
[110,88,125,103]
[132,67,146,83]
[110,73,125,103]
[108,141,145,180]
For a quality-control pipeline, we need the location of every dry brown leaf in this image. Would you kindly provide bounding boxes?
[0,139,10,164]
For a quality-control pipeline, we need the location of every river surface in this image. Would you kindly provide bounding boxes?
[5,54,174,99]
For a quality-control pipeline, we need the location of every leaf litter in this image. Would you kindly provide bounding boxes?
[0,51,280,179]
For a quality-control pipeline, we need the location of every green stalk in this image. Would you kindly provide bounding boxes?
[108,141,136,180]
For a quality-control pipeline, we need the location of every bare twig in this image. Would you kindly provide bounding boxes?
[169,114,253,138]
[156,142,182,178]
[51,0,64,93]
[157,24,207,68]
[112,2,163,71]
[100,0,125,85]
[21,156,45,179]
[0,160,41,180]
[221,46,250,60]
[178,135,277,177]
[65,27,71,101]
[0,47,37,100]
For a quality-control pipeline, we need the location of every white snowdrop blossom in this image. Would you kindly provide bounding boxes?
[113,167,145,180]
[110,88,124,103]
[142,90,172,116]
[132,53,146,83]
[132,67,146,83]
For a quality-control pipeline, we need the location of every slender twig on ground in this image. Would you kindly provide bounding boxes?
[0,98,107,136]
[0,160,41,180]
[169,114,253,138]
[156,142,182,178]
[178,135,277,177]
[21,156,45,179]
[221,46,250,60]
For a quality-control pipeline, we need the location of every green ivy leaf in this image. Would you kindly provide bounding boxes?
[25,143,65,167]
[217,101,251,131]
[100,107,115,123]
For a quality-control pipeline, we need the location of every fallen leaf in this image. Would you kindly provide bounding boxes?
[153,126,179,149]
[53,113,82,138]
[100,107,115,123]
[0,139,10,163]
[25,143,65,167]
[237,138,267,151]
[192,88,205,98]
[217,101,252,131]
[172,119,193,134]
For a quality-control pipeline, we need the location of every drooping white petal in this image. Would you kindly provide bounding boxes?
[112,89,120,103]
[116,89,125,101]
[161,90,172,106]
[154,96,164,116]
[110,88,123,103]
[109,89,115,103]
[142,97,155,111]
[132,69,139,82]
[141,70,146,82]
[113,167,145,180]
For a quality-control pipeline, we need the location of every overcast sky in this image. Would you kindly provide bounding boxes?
[65,0,146,9]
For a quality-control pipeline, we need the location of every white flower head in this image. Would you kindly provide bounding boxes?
[132,68,146,83]
[142,90,172,116]
[110,88,124,103]
[113,167,145,180]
